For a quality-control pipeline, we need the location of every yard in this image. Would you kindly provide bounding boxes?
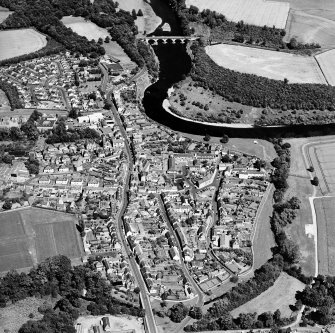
[231,272,305,318]
[205,44,328,85]
[0,207,84,273]
[315,197,335,276]
[0,29,47,61]
[185,0,289,29]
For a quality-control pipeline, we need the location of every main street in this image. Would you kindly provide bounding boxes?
[106,89,158,333]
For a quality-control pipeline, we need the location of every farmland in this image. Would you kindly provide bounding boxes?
[278,0,335,48]
[61,16,109,41]
[0,207,84,274]
[231,273,305,318]
[0,29,47,61]
[316,50,335,86]
[185,0,289,29]
[205,44,327,84]
[314,197,335,276]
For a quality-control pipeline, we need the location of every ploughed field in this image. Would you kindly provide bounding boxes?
[205,44,328,85]
[0,29,47,61]
[0,207,84,273]
[185,0,289,29]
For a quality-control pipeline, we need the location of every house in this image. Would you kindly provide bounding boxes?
[44,166,54,173]
[58,165,69,173]
[87,178,99,188]
[71,178,83,186]
[39,176,50,185]
[56,177,68,185]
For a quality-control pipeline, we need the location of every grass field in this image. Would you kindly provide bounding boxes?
[0,29,47,61]
[316,50,335,86]
[103,41,135,68]
[205,44,327,84]
[278,0,335,48]
[231,272,305,318]
[61,16,109,41]
[0,297,54,333]
[186,0,289,29]
[0,207,84,273]
[314,197,335,276]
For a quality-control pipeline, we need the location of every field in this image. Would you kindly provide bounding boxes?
[314,197,335,276]
[231,272,305,318]
[309,142,335,194]
[252,185,275,270]
[103,42,135,68]
[117,0,162,35]
[0,207,84,273]
[0,29,47,61]
[61,16,109,41]
[205,44,328,84]
[316,50,335,86]
[278,0,335,48]
[0,6,12,23]
[185,0,289,29]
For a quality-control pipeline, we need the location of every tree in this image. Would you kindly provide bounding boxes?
[134,287,140,294]
[309,166,314,172]
[312,176,319,186]
[137,9,144,16]
[284,78,289,84]
[220,134,229,144]
[203,134,211,142]
[2,201,12,210]
[97,37,103,45]
[104,36,110,43]
[230,275,239,283]
[131,9,137,19]
[21,121,39,141]
[169,303,188,323]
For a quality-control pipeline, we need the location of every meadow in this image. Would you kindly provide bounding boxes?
[61,16,109,41]
[205,44,327,84]
[231,273,305,318]
[185,0,289,29]
[0,29,47,61]
[0,207,84,273]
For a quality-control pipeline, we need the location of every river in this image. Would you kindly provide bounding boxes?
[142,1,335,139]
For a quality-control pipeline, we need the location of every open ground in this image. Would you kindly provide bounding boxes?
[231,272,304,318]
[185,0,289,29]
[117,0,162,36]
[0,29,47,61]
[0,89,10,112]
[278,0,335,48]
[205,44,328,85]
[0,207,84,274]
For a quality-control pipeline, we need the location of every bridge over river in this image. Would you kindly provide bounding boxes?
[139,36,199,44]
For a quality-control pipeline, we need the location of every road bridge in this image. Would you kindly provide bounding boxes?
[139,35,199,45]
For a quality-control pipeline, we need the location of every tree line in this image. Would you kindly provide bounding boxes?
[190,43,335,114]
[0,255,144,333]
[0,79,23,109]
